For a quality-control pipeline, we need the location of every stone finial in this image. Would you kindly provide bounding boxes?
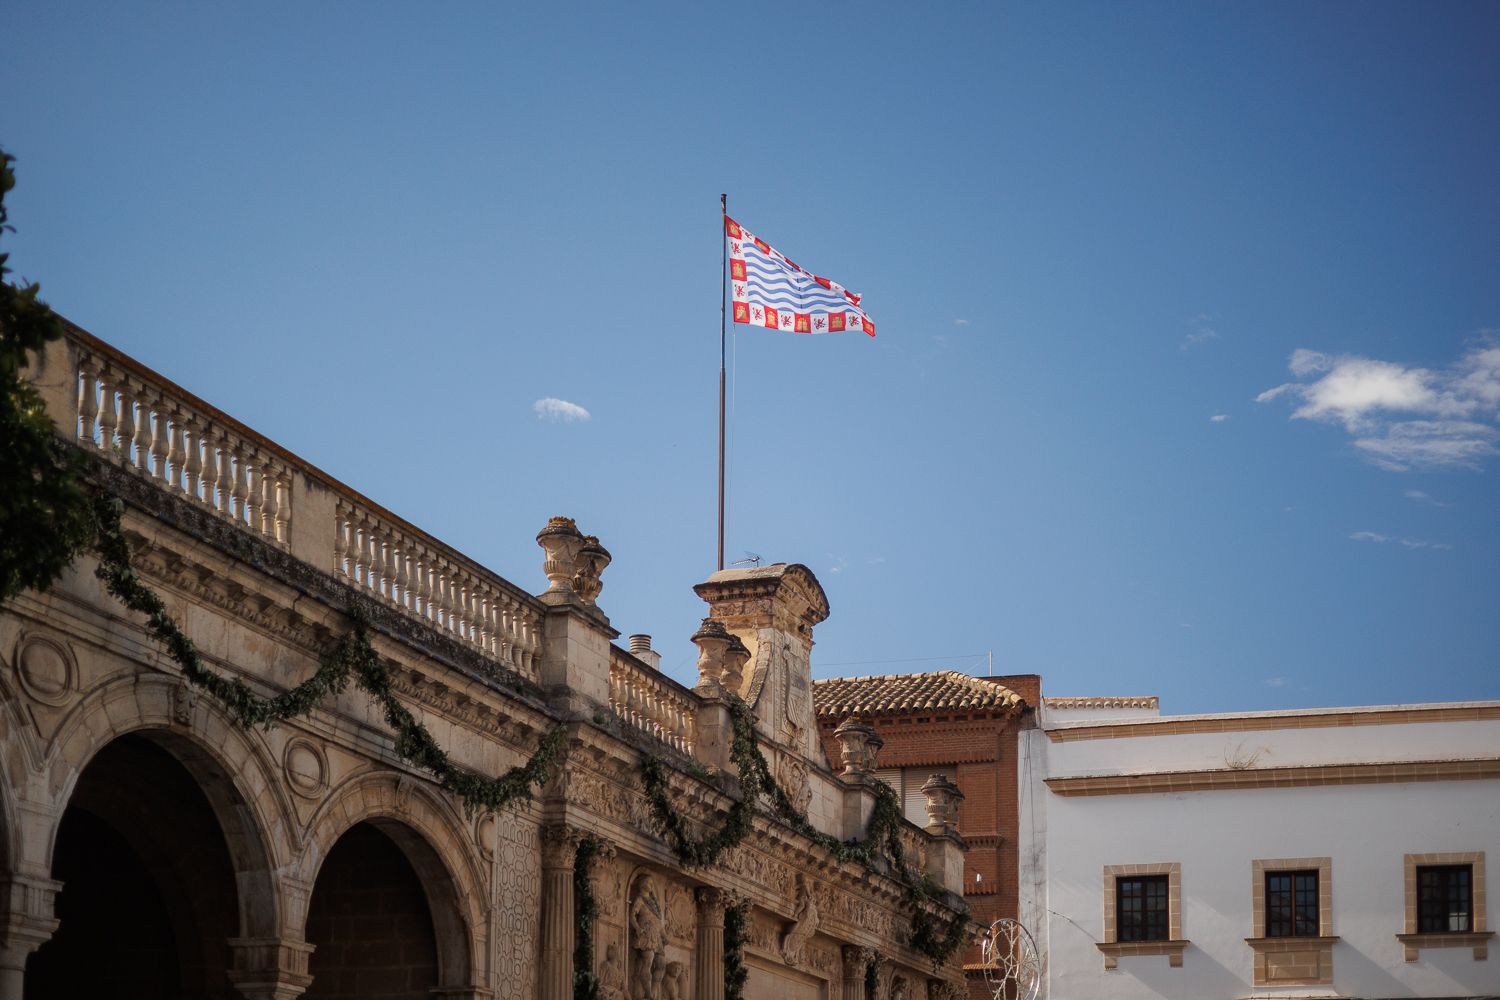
[571,535,611,604]
[536,517,585,598]
[832,717,883,777]
[920,774,964,836]
[691,618,731,696]
[721,633,750,696]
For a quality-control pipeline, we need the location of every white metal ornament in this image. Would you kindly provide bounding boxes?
[979,918,1042,1000]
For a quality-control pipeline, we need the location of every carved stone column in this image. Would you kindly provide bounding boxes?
[539,825,583,1000]
[840,944,868,1000]
[694,887,728,1000]
[0,874,60,1000]
[226,937,316,1000]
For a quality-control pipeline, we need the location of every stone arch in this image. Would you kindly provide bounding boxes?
[40,672,291,940]
[294,770,488,988]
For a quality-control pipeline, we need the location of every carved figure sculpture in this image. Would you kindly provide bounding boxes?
[630,875,667,1000]
[598,943,626,1000]
[662,961,687,1000]
[891,976,912,1000]
[781,874,820,968]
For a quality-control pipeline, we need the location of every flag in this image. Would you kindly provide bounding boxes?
[726,216,875,337]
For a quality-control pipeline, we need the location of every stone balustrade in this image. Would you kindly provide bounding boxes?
[73,340,293,547]
[608,648,697,755]
[334,500,541,681]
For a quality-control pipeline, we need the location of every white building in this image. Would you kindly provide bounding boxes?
[1017,697,1500,1000]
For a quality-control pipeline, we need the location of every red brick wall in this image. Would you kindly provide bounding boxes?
[817,674,1039,1000]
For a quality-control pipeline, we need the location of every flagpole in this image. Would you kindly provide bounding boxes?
[718,192,727,572]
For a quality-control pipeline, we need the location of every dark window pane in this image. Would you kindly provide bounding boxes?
[1418,865,1472,933]
[1266,870,1319,937]
[1117,875,1170,942]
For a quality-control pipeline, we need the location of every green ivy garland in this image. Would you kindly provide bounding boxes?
[573,834,602,1000]
[864,953,880,996]
[87,494,565,816]
[723,896,750,1000]
[640,695,971,966]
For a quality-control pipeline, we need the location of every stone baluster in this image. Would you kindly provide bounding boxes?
[150,396,170,482]
[132,387,154,473]
[334,509,350,578]
[694,888,728,1000]
[117,379,138,465]
[97,370,119,452]
[264,465,282,541]
[415,549,432,619]
[214,432,234,515]
[245,456,265,535]
[166,409,186,490]
[389,542,406,608]
[200,427,219,507]
[231,448,250,521]
[77,361,99,445]
[183,418,204,502]
[538,826,582,1000]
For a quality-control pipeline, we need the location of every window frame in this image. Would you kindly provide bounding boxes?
[1400,852,1492,962]
[1097,863,1186,969]
[1416,863,1473,934]
[1247,857,1335,987]
[1116,873,1171,943]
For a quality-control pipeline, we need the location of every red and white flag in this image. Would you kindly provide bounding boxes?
[726,216,875,336]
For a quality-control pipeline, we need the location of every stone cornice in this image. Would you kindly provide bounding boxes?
[1046,757,1500,796]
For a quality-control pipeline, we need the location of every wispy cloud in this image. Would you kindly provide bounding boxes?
[1209,413,1229,423]
[1181,314,1220,350]
[1403,489,1451,508]
[533,397,591,423]
[953,318,971,327]
[1349,531,1453,551]
[1264,676,1287,688]
[1257,338,1500,471]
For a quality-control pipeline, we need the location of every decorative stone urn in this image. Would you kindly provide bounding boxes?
[571,535,611,605]
[536,517,585,598]
[721,633,750,696]
[832,717,883,777]
[691,618,731,696]
[920,774,964,836]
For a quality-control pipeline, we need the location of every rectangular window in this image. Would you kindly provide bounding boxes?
[1417,865,1473,933]
[1117,874,1170,942]
[1266,870,1320,938]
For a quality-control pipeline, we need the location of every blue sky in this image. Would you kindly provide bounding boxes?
[5,2,1497,713]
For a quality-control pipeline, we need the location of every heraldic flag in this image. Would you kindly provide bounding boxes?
[726,216,875,336]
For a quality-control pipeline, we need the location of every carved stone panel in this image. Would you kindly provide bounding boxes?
[493,810,540,1000]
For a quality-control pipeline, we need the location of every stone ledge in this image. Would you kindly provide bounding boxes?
[1096,938,1189,969]
[1397,930,1493,961]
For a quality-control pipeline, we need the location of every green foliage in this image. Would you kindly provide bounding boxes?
[573,834,602,1000]
[0,148,97,603]
[90,493,565,817]
[723,896,750,1000]
[640,696,971,966]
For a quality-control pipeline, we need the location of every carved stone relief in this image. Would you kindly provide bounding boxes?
[13,632,76,706]
[780,874,819,969]
[493,811,540,1000]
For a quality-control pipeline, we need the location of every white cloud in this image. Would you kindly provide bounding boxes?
[1349,530,1452,550]
[1257,338,1500,471]
[1403,489,1450,508]
[953,318,971,327]
[533,397,591,423]
[1209,414,1229,423]
[1264,676,1287,688]
[1181,323,1219,350]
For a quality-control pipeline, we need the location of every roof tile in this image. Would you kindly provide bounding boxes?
[812,671,1025,718]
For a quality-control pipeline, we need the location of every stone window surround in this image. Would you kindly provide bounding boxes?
[1246,857,1336,987]
[1399,851,1493,962]
[1097,862,1187,970]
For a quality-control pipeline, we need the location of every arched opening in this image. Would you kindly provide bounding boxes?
[26,733,241,999]
[303,821,440,1000]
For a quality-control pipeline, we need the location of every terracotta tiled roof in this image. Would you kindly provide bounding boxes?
[812,671,1025,718]
[1044,696,1158,709]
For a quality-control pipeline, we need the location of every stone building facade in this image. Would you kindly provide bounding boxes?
[813,672,1037,1000]
[0,324,971,1000]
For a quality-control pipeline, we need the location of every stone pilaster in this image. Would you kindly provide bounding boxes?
[226,937,316,1000]
[539,825,584,1000]
[695,887,728,1000]
[0,874,60,1000]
